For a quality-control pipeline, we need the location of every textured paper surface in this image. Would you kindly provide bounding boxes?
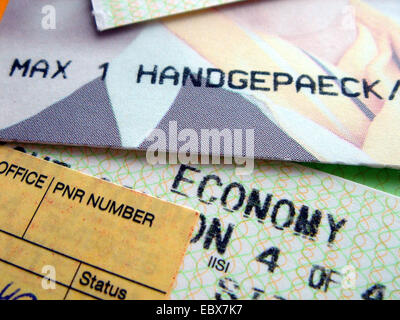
[91,0,246,30]
[8,143,400,300]
[0,146,198,300]
[1,0,400,167]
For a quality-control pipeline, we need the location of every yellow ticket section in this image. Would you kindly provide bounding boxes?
[0,146,199,300]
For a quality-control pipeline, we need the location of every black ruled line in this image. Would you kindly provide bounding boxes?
[22,177,54,238]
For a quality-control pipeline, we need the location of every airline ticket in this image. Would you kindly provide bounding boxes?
[91,0,247,30]
[8,143,400,300]
[0,146,198,300]
[1,0,400,167]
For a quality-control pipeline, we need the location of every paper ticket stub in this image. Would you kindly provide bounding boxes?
[9,143,400,300]
[1,0,400,168]
[0,146,198,300]
[91,0,246,30]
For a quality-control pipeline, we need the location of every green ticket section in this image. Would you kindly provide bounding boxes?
[303,163,400,197]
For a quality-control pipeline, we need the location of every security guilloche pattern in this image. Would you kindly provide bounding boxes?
[9,143,400,300]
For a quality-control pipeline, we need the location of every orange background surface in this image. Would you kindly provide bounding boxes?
[0,0,8,22]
